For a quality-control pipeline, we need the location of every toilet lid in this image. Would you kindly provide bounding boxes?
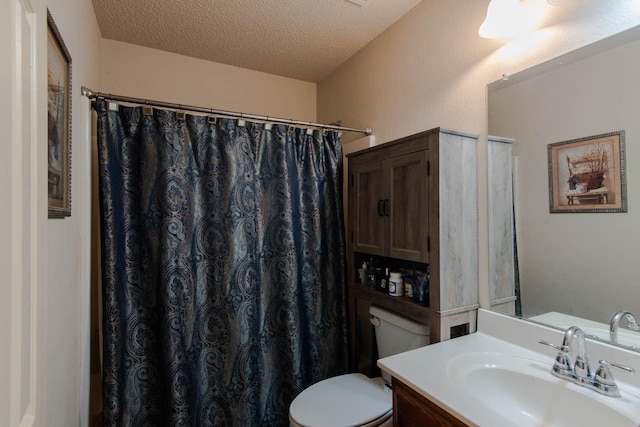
[289,373,392,427]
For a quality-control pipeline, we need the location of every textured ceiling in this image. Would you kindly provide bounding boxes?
[92,0,422,82]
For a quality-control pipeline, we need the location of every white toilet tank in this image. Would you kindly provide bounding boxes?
[369,305,430,360]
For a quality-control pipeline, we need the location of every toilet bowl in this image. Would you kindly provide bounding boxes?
[288,305,430,427]
[289,373,392,427]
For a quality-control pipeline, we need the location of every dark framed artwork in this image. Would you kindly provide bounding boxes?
[548,131,627,213]
[47,9,72,218]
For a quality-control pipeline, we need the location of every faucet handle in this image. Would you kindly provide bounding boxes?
[593,359,635,398]
[539,339,573,376]
[538,339,570,353]
[627,316,640,331]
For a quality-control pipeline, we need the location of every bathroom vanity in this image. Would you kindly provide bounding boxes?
[346,127,479,373]
[379,309,640,426]
[392,378,466,426]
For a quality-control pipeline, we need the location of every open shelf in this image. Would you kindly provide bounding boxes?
[348,283,433,324]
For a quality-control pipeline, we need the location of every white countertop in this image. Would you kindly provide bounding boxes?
[377,309,640,426]
[378,331,551,426]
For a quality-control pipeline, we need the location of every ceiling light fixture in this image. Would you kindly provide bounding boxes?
[479,0,528,39]
[547,0,572,5]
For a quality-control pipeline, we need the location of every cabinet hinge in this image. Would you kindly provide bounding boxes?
[427,236,431,252]
[426,160,431,177]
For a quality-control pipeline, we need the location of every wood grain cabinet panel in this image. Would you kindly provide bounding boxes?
[392,378,469,427]
[350,149,428,262]
[351,160,387,257]
[387,151,429,262]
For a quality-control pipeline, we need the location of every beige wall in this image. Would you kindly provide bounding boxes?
[45,0,102,425]
[318,0,640,144]
[317,0,640,308]
[101,39,317,121]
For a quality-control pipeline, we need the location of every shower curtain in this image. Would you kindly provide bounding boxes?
[95,99,348,426]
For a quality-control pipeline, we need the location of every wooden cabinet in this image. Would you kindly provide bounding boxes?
[392,378,468,427]
[351,150,429,262]
[351,159,386,256]
[346,128,479,372]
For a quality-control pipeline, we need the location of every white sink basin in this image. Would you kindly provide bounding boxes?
[447,352,640,427]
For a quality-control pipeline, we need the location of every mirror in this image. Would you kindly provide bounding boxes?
[487,25,640,350]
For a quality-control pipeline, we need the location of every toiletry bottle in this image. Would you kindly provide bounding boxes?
[378,267,389,292]
[403,275,415,298]
[388,272,403,296]
[360,262,368,284]
[365,259,376,288]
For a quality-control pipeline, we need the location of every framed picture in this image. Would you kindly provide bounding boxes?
[47,9,72,218]
[548,131,627,213]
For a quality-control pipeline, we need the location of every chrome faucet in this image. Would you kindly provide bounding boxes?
[610,310,640,344]
[563,325,591,379]
[540,326,635,397]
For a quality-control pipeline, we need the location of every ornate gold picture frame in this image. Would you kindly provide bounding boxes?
[47,9,72,218]
[548,131,627,213]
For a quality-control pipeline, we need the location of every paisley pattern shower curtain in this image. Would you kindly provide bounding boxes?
[95,99,348,426]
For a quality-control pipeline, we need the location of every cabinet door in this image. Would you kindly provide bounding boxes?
[387,150,429,262]
[393,380,468,427]
[351,159,387,256]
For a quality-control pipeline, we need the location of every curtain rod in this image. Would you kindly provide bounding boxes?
[81,86,372,136]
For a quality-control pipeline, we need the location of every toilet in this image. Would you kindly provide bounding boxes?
[289,305,430,427]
